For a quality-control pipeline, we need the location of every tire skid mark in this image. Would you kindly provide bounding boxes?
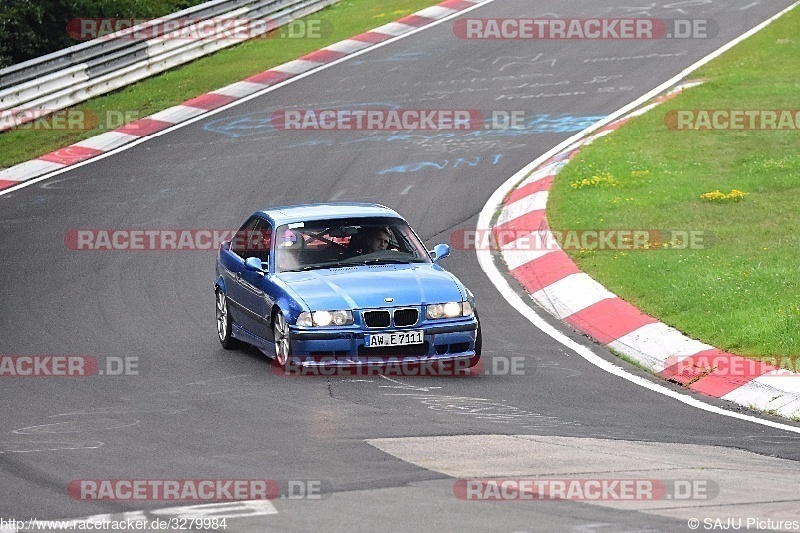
[13,418,140,434]
[385,392,571,428]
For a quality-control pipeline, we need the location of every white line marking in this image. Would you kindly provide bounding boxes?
[477,1,800,434]
[378,375,440,391]
[530,273,615,319]
[0,160,63,181]
[497,191,548,225]
[324,39,373,54]
[13,419,139,434]
[74,131,139,151]
[607,322,714,372]
[501,238,553,271]
[149,500,278,518]
[148,105,206,123]
[415,6,459,19]
[51,500,278,528]
[371,22,418,37]
[270,59,323,74]
[0,440,104,453]
[212,81,268,98]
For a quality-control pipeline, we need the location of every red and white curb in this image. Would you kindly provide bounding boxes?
[0,0,490,191]
[492,83,800,420]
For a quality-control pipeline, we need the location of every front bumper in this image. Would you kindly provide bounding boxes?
[287,317,478,367]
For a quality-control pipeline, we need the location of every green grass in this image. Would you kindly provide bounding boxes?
[547,7,800,364]
[0,0,441,168]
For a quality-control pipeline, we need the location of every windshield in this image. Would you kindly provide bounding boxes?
[275,217,431,273]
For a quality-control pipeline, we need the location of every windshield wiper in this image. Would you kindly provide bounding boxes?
[360,257,416,265]
[285,261,360,272]
[282,258,422,272]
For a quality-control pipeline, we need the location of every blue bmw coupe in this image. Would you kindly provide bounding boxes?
[215,203,481,370]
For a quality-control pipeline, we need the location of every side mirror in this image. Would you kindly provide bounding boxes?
[430,243,450,263]
[244,256,266,273]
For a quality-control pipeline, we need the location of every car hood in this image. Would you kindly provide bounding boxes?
[276,264,464,310]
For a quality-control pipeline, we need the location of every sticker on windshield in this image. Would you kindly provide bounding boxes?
[280,229,299,248]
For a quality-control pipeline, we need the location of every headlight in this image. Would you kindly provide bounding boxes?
[427,301,471,319]
[297,310,353,327]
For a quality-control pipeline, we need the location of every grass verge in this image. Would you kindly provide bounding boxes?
[547,7,800,363]
[0,0,442,168]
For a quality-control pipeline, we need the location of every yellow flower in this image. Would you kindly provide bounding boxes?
[571,171,618,189]
[700,189,749,203]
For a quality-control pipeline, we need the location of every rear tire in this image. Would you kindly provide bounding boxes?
[216,289,242,349]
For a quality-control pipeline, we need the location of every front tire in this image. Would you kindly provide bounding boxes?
[216,289,242,349]
[273,310,291,366]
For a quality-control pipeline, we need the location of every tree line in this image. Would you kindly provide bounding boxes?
[0,0,203,68]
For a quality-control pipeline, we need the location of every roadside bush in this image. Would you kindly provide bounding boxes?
[0,0,203,68]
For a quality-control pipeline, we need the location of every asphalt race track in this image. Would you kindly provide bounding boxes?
[2,0,800,531]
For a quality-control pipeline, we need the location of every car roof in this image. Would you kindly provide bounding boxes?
[256,203,403,226]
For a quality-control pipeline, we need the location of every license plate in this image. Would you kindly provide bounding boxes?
[365,330,424,347]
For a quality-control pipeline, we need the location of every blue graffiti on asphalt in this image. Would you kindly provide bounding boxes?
[203,102,401,138]
[204,113,274,138]
[204,109,606,143]
[378,154,504,175]
[280,113,606,150]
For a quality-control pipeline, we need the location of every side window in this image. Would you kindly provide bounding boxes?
[231,217,273,261]
[231,217,259,257]
[256,223,273,263]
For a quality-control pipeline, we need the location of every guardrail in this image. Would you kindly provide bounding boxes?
[0,0,339,131]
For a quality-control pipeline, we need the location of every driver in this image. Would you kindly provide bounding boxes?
[362,226,392,253]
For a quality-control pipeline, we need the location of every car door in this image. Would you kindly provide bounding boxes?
[221,216,267,338]
[237,218,275,340]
